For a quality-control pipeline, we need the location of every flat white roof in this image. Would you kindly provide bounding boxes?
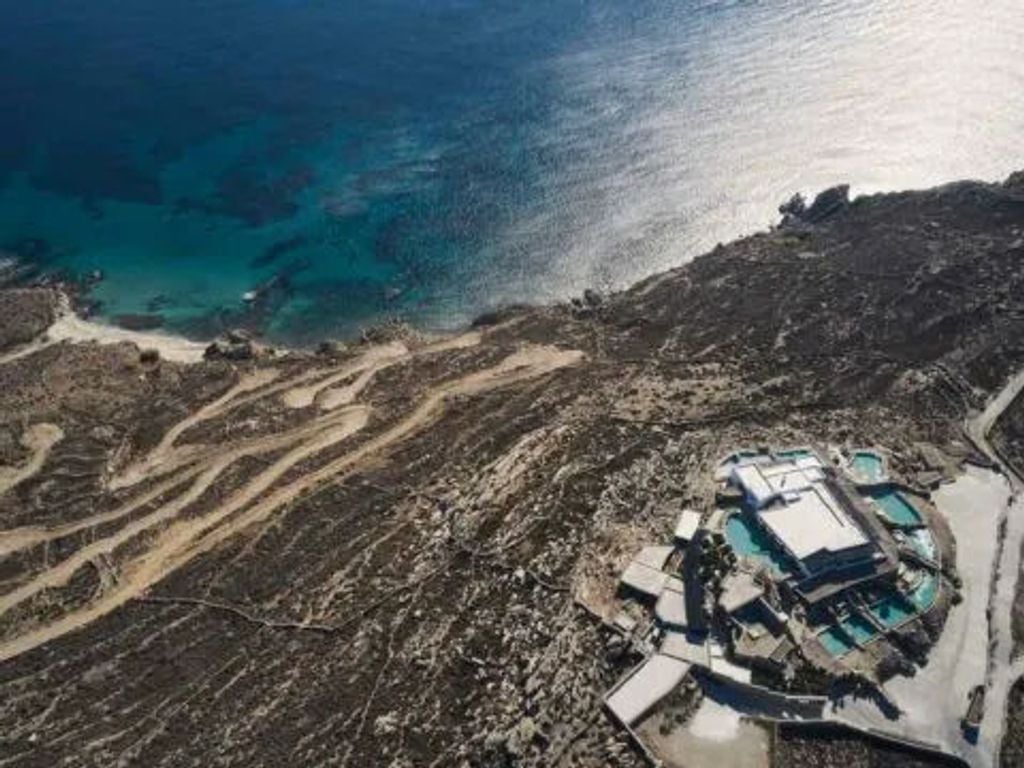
[605,654,691,726]
[733,464,775,507]
[719,570,766,613]
[674,509,701,542]
[709,655,753,684]
[655,579,688,628]
[661,632,710,666]
[620,561,669,598]
[794,455,825,471]
[635,545,675,570]
[758,484,868,561]
[760,456,822,478]
[733,460,825,508]
[767,467,821,495]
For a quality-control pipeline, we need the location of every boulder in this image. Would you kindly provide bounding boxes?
[204,339,254,361]
[1005,170,1024,194]
[316,340,346,357]
[778,193,806,217]
[803,184,850,223]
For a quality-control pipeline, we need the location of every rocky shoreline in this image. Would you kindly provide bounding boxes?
[0,172,1022,767]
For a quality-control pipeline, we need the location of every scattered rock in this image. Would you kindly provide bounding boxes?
[779,193,807,217]
[360,317,417,345]
[316,340,347,357]
[139,348,160,365]
[202,327,276,362]
[583,289,605,309]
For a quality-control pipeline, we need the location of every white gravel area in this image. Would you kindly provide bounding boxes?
[889,466,1010,765]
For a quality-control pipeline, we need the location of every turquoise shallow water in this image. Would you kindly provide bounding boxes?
[2,1,1024,344]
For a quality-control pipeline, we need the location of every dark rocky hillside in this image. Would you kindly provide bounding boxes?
[0,173,1022,767]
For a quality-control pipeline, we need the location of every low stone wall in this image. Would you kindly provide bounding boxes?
[774,721,969,767]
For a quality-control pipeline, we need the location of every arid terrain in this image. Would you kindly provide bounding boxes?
[1,174,1023,767]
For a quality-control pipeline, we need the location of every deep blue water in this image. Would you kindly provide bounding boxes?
[1,0,1022,344]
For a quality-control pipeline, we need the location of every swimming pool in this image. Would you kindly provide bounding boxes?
[724,514,794,577]
[720,450,760,466]
[818,626,855,658]
[838,613,878,645]
[867,592,916,628]
[866,487,923,527]
[908,573,939,611]
[776,448,813,460]
[851,451,885,482]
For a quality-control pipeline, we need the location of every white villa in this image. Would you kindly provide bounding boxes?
[729,453,879,578]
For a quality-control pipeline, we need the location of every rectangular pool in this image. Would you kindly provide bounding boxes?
[838,613,878,645]
[818,626,855,658]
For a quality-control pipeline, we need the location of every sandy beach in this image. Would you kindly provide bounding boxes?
[42,294,208,364]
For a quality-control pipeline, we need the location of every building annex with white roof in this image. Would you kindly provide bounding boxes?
[729,452,880,579]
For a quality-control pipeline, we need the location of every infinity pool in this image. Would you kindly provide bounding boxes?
[867,593,916,628]
[818,627,855,658]
[724,514,794,577]
[866,487,923,527]
[776,448,813,460]
[838,613,878,645]
[908,573,939,611]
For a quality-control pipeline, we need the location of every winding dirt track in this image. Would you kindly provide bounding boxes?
[0,340,581,662]
[0,423,63,496]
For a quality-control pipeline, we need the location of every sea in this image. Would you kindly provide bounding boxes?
[1,0,1022,345]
